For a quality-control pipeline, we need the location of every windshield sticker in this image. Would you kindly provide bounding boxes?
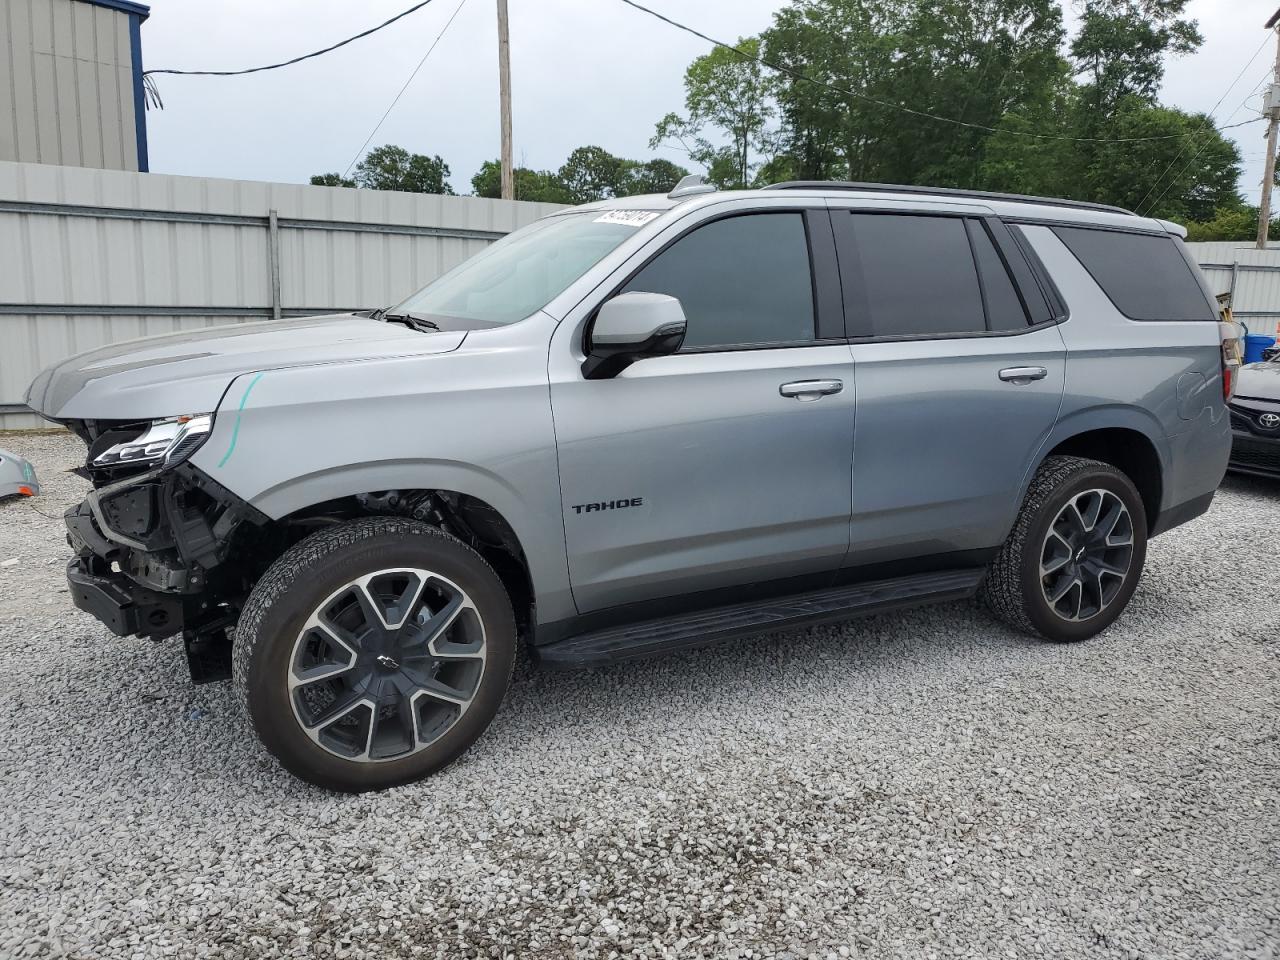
[593,210,660,227]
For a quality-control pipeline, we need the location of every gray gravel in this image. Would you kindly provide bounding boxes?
[1,431,1278,960]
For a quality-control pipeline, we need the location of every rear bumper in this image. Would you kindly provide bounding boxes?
[67,556,184,638]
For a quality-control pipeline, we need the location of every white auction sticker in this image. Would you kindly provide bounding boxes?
[593,210,660,227]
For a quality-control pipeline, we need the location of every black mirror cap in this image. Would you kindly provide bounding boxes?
[581,323,685,380]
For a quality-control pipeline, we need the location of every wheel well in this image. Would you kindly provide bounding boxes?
[266,490,535,636]
[1044,429,1163,528]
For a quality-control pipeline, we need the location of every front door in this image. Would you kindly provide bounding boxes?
[549,209,855,613]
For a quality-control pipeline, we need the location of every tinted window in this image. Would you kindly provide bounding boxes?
[847,214,986,337]
[1053,226,1214,321]
[623,213,815,348]
[967,220,1029,331]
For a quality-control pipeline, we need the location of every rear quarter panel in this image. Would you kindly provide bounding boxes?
[1019,224,1230,515]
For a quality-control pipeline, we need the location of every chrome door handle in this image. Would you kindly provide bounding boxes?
[780,379,843,401]
[999,366,1048,384]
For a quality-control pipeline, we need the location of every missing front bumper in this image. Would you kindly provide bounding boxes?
[67,556,184,639]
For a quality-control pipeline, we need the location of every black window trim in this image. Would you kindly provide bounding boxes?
[587,206,845,356]
[965,217,1034,331]
[833,208,1063,344]
[1001,221,1068,321]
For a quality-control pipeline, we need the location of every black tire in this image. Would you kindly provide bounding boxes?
[980,455,1148,642]
[233,517,516,792]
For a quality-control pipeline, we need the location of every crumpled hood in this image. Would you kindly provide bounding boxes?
[1236,360,1280,402]
[25,314,467,421]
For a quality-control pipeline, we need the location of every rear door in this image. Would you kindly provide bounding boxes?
[831,208,1067,568]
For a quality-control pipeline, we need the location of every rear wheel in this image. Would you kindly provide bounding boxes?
[981,456,1148,642]
[233,517,516,791]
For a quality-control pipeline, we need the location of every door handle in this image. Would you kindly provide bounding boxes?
[998,366,1048,384]
[779,379,843,400]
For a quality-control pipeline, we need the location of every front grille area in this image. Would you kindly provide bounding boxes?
[1229,408,1255,432]
[1228,399,1280,438]
[1230,436,1280,476]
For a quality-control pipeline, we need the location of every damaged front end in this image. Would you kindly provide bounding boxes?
[63,415,269,681]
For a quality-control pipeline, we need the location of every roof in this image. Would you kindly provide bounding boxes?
[75,0,150,21]
[566,183,1169,235]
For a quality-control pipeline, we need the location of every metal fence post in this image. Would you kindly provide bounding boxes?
[268,209,282,321]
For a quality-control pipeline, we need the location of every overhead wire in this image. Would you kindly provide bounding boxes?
[1133,32,1273,216]
[1139,78,1272,218]
[143,0,441,77]
[340,0,471,179]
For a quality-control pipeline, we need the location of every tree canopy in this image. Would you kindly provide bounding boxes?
[310,145,452,195]
[654,0,1246,232]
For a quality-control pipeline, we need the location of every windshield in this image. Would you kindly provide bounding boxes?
[392,211,657,326]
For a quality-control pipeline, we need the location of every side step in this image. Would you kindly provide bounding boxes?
[535,568,984,669]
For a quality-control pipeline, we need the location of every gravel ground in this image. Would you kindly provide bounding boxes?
[1,431,1278,960]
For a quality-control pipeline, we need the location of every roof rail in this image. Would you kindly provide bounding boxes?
[761,181,1136,217]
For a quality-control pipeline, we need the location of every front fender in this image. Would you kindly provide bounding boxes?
[187,335,574,623]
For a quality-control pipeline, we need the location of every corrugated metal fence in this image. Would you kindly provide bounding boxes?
[1187,241,1280,342]
[0,159,564,428]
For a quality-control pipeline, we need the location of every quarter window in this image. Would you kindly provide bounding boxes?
[1052,226,1214,321]
[623,213,816,349]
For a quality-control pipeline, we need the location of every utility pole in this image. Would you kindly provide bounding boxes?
[1256,9,1280,248]
[497,0,514,201]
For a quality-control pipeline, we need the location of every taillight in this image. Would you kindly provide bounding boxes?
[1220,321,1243,401]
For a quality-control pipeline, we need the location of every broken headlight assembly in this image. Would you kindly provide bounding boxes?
[91,415,214,472]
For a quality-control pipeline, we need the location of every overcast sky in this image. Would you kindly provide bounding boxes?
[141,0,1277,203]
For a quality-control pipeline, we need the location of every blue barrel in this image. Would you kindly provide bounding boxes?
[1244,334,1276,364]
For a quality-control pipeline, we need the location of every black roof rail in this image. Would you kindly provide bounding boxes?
[761,181,1136,217]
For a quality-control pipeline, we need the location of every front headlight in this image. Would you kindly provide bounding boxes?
[92,415,213,470]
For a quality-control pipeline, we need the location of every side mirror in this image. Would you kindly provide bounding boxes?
[582,292,687,380]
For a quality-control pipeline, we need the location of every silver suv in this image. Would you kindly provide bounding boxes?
[27,180,1236,791]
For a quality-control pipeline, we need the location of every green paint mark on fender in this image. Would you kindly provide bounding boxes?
[217,372,265,468]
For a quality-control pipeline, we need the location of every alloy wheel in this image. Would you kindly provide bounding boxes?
[287,568,486,762]
[1039,488,1134,623]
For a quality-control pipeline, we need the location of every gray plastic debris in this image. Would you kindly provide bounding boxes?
[0,448,40,499]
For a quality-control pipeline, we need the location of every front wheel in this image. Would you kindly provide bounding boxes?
[233,517,516,792]
[980,455,1148,642]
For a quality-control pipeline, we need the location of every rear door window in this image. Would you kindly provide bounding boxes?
[841,213,1001,338]
[1052,226,1215,321]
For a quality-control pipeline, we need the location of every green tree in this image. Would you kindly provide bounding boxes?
[760,0,1066,187]
[1086,98,1241,220]
[1071,0,1202,114]
[651,37,775,187]
[470,160,573,203]
[352,145,454,195]
[617,158,690,196]
[310,172,356,188]
[1185,206,1277,243]
[558,146,626,204]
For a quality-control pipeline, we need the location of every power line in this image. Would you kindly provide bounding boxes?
[340,0,470,180]
[615,0,1190,144]
[1140,82,1268,219]
[1134,33,1273,216]
[143,1,440,77]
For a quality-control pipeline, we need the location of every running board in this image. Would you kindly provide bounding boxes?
[535,568,984,669]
